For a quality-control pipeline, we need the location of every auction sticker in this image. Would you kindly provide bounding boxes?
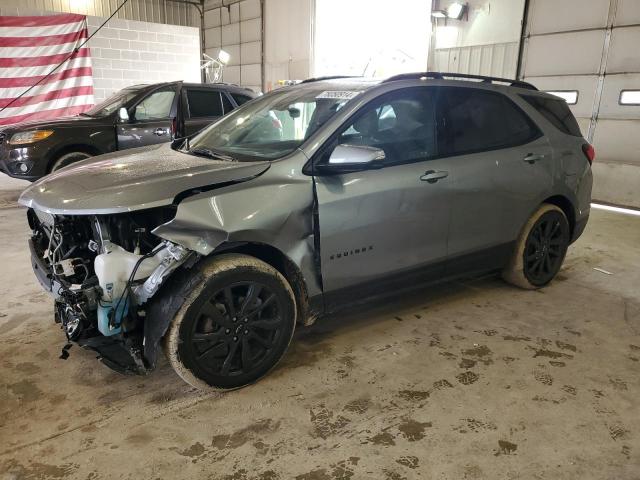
[316,91,360,100]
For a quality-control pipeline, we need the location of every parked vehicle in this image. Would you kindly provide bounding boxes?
[19,73,593,390]
[0,81,257,180]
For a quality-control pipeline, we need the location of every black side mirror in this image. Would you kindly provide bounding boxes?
[314,144,386,175]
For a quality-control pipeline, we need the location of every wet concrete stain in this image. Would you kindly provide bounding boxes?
[2,460,78,479]
[369,431,396,446]
[211,419,280,450]
[432,379,453,390]
[549,361,566,367]
[398,389,430,402]
[7,379,43,402]
[609,377,628,391]
[562,385,577,395]
[608,424,630,441]
[295,469,331,480]
[14,362,41,375]
[343,398,370,414]
[309,405,350,439]
[555,341,577,352]
[396,455,419,469]
[456,371,479,385]
[531,348,573,360]
[494,440,518,456]
[398,418,431,441]
[502,335,531,342]
[178,442,206,458]
[454,418,497,434]
[533,370,553,385]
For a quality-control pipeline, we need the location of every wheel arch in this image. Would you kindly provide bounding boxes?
[542,194,576,237]
[212,241,314,327]
[143,241,316,370]
[47,143,102,173]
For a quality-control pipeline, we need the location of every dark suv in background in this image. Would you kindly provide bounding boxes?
[0,81,257,180]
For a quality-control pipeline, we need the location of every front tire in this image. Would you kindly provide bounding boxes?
[164,254,296,390]
[49,151,92,173]
[502,204,570,289]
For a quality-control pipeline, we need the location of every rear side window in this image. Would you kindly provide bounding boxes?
[521,95,582,137]
[221,93,234,113]
[231,93,253,106]
[437,88,541,157]
[186,90,223,118]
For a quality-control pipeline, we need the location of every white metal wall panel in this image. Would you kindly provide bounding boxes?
[204,0,262,92]
[432,42,518,78]
[527,0,609,34]
[614,0,640,26]
[0,0,197,27]
[521,0,640,207]
[524,31,604,76]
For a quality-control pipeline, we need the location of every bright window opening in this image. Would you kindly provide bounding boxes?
[546,90,578,105]
[619,90,640,105]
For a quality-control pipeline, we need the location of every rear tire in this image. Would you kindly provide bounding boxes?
[164,254,296,390]
[49,151,92,173]
[502,204,570,289]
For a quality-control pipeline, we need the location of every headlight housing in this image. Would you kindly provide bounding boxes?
[8,130,54,145]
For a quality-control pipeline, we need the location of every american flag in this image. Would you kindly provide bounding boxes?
[0,13,94,126]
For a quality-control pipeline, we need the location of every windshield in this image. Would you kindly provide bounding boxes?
[83,89,140,117]
[187,85,368,161]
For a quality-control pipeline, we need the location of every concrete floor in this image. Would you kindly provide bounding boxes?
[1,176,639,480]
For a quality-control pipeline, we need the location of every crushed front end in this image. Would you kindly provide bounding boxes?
[26,207,195,374]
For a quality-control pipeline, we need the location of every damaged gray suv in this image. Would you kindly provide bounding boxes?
[19,73,593,390]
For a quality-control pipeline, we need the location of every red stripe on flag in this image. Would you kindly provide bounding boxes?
[0,104,92,126]
[0,66,93,88]
[0,14,85,27]
[0,48,90,67]
[0,85,94,109]
[1,31,88,47]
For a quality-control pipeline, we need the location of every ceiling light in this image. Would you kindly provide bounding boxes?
[431,10,447,18]
[217,49,230,65]
[447,2,466,20]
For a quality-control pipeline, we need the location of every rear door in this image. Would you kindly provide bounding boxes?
[437,86,552,273]
[117,85,178,150]
[182,88,229,136]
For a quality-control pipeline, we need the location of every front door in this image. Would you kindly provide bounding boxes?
[314,87,452,300]
[117,85,178,150]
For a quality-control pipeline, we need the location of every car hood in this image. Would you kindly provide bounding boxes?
[1,114,110,133]
[19,143,270,215]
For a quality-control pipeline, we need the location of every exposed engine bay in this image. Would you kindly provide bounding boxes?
[27,207,196,373]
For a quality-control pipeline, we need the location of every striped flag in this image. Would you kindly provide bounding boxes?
[0,13,94,126]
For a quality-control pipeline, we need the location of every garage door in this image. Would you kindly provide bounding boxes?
[204,0,262,93]
[520,0,640,208]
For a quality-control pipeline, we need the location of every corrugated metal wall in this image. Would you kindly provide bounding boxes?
[0,0,198,27]
[204,0,262,93]
[432,42,519,78]
[520,0,640,208]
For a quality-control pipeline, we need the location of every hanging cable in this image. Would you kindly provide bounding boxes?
[0,0,131,114]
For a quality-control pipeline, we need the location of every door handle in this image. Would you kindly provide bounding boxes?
[153,127,169,136]
[523,153,545,164]
[420,170,449,183]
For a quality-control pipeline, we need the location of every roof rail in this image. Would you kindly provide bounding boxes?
[300,75,360,84]
[382,72,537,90]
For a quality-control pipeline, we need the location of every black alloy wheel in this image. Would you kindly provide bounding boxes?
[522,210,569,286]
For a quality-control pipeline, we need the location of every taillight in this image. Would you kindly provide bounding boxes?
[582,143,595,165]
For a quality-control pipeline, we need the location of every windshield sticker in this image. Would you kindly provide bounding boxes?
[316,91,360,100]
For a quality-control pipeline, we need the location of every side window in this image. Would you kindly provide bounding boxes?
[231,93,253,106]
[221,93,234,114]
[134,88,176,121]
[438,88,540,157]
[336,87,437,166]
[521,95,582,137]
[186,90,223,118]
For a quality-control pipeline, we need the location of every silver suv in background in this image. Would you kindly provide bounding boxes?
[19,72,593,390]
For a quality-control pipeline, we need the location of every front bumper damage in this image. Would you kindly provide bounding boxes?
[27,209,196,374]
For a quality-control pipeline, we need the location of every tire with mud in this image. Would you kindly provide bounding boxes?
[502,203,570,289]
[164,254,297,390]
[49,151,92,173]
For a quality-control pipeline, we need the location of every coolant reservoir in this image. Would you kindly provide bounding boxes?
[94,243,162,336]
